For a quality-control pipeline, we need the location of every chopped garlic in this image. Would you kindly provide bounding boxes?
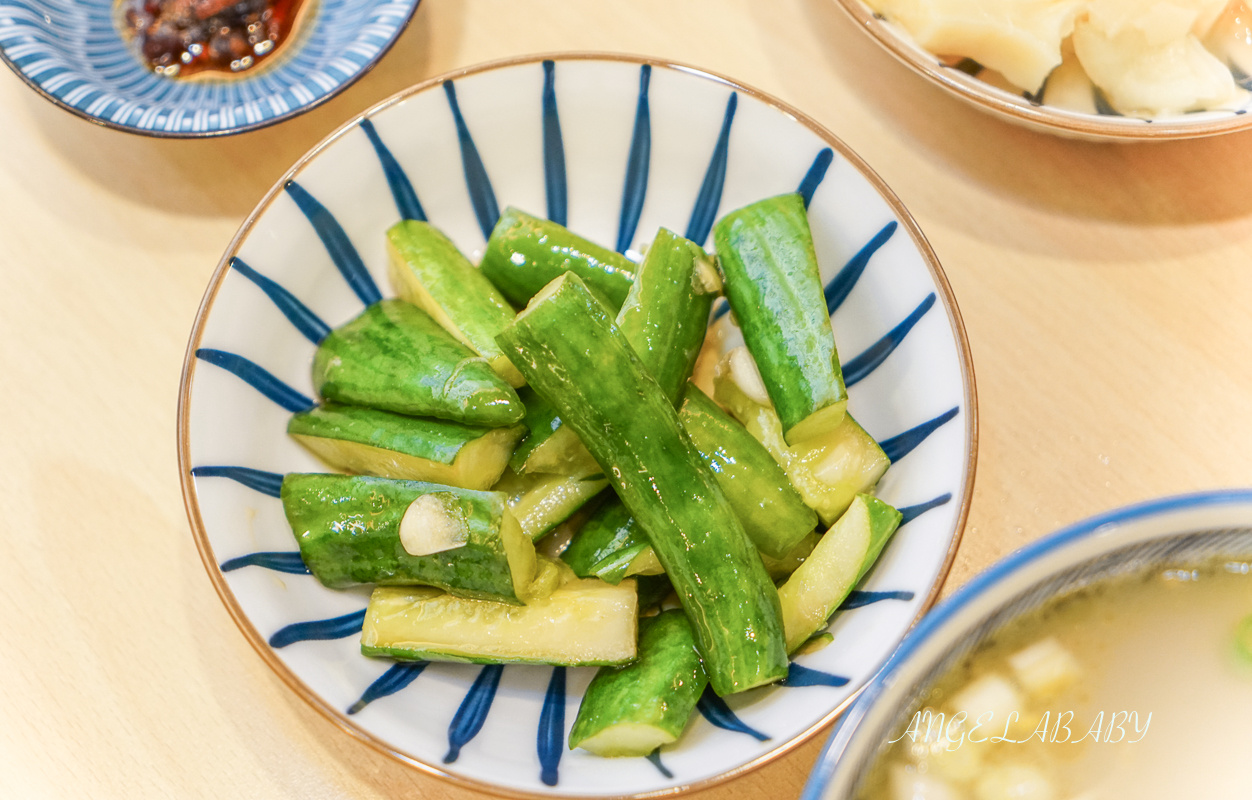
[1007,637,1082,699]
[399,493,470,556]
[726,345,772,407]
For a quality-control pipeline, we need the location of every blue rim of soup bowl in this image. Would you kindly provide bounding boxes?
[801,488,1252,800]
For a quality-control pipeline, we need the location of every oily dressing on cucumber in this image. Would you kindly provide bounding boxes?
[714,193,848,446]
[281,473,547,604]
[496,273,790,696]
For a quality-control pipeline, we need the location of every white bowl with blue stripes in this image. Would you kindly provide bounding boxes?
[801,490,1252,800]
[0,0,420,136]
[178,54,977,797]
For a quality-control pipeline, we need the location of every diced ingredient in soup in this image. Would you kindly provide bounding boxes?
[858,559,1252,800]
[117,0,307,78]
[862,0,1250,117]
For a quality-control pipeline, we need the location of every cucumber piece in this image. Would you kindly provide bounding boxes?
[281,473,543,604]
[508,388,600,477]
[568,610,708,756]
[509,230,716,477]
[479,207,636,309]
[361,578,638,666]
[386,220,525,387]
[496,273,789,695]
[778,493,902,653]
[288,403,524,491]
[713,193,847,445]
[759,530,821,581]
[616,228,720,403]
[561,498,664,584]
[680,386,818,558]
[494,468,610,541]
[714,348,890,526]
[313,300,524,427]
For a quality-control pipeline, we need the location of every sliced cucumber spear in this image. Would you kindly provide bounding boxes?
[288,403,524,491]
[714,346,889,526]
[479,207,637,309]
[568,609,708,756]
[496,273,789,696]
[493,467,609,542]
[280,473,547,604]
[361,576,639,666]
[560,498,664,584]
[778,493,902,653]
[386,220,525,387]
[510,228,717,476]
[714,193,848,446]
[312,300,524,427]
[680,386,818,558]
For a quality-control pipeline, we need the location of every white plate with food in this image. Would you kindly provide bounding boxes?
[833,0,1252,140]
[178,53,976,797]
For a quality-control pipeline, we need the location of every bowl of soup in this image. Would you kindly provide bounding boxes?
[831,0,1252,140]
[802,489,1252,800]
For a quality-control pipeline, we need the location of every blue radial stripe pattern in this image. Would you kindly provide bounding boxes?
[684,92,736,246]
[537,667,567,786]
[541,61,568,227]
[360,119,427,222]
[221,551,310,574]
[616,65,652,254]
[285,181,381,306]
[230,258,331,345]
[697,689,770,741]
[269,608,367,648]
[0,0,420,136]
[782,663,851,688]
[186,59,971,795]
[349,662,428,714]
[195,349,314,412]
[444,80,501,240]
[445,665,503,763]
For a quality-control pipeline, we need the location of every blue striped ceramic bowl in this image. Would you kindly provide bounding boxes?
[0,0,419,136]
[801,490,1252,800]
[178,54,977,796]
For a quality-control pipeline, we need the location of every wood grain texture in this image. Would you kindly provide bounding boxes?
[2,0,1252,796]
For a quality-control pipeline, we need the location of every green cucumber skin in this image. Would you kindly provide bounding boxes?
[510,229,713,474]
[680,387,818,559]
[856,494,904,582]
[616,228,717,404]
[568,610,708,752]
[386,220,518,366]
[479,207,636,309]
[360,644,629,668]
[713,193,847,438]
[288,403,493,466]
[281,473,524,602]
[496,274,789,695]
[560,498,649,584]
[312,300,524,427]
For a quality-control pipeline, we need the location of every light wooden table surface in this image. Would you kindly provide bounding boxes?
[3,0,1252,797]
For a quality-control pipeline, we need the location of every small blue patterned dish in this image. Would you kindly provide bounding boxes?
[178,54,977,796]
[801,490,1252,800]
[0,0,420,137]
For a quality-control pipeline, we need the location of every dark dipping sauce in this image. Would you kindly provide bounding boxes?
[118,0,306,78]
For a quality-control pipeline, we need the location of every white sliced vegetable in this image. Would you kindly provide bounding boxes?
[1007,636,1082,699]
[948,672,1024,730]
[889,763,962,800]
